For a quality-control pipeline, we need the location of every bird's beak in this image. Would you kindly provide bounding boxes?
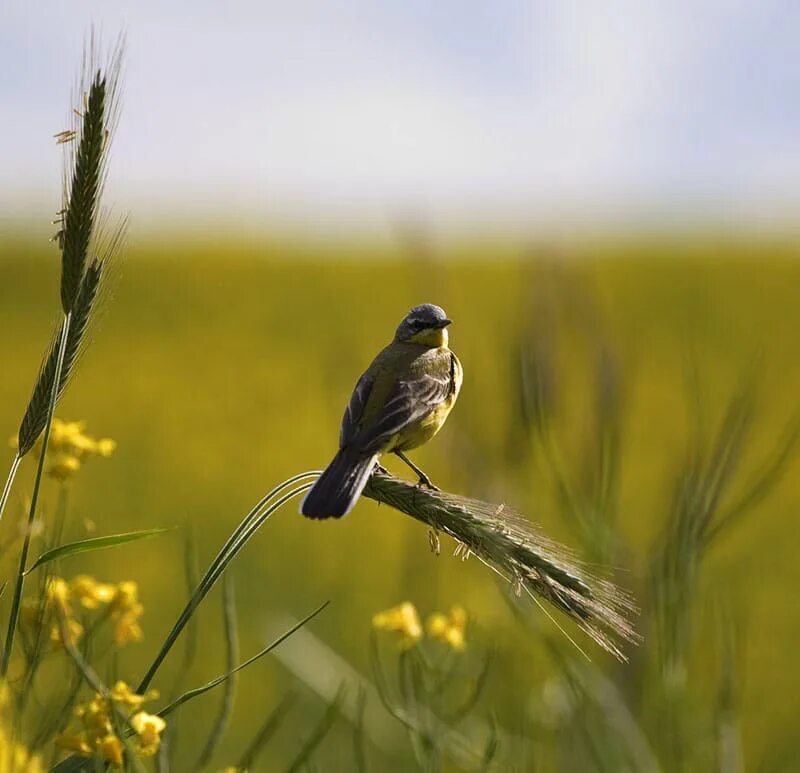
[437,319,452,329]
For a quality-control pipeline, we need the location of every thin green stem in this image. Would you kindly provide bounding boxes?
[1,313,72,677]
[136,473,318,693]
[0,453,22,525]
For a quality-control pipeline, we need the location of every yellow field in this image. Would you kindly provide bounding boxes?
[1,233,799,770]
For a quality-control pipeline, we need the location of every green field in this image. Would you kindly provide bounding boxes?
[2,233,799,771]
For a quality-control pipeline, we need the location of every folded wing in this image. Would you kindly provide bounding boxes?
[357,372,452,454]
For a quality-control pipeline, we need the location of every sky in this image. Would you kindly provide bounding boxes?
[2,1,799,235]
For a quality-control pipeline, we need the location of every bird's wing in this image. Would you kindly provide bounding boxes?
[358,370,453,454]
[340,372,373,448]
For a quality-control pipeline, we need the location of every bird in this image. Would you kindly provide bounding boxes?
[301,303,463,519]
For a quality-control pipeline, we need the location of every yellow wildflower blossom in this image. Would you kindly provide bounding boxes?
[97,734,125,766]
[0,732,45,772]
[48,419,86,453]
[372,601,423,647]
[45,577,72,616]
[109,581,139,614]
[70,575,116,609]
[96,438,117,457]
[426,606,468,651]
[47,453,82,480]
[49,617,84,648]
[58,684,161,767]
[74,694,112,738]
[130,711,166,757]
[11,418,116,479]
[107,581,145,645]
[0,681,44,772]
[113,605,144,646]
[109,681,158,710]
[55,733,93,756]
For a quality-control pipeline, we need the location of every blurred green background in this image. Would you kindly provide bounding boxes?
[2,232,799,770]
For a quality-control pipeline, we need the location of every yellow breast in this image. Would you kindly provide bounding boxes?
[393,351,462,452]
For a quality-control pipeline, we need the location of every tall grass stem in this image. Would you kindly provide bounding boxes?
[1,313,72,676]
[0,454,21,525]
[136,472,319,692]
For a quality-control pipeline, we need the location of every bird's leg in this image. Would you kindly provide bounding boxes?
[395,450,439,490]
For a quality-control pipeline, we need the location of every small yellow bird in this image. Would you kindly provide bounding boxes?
[301,303,463,519]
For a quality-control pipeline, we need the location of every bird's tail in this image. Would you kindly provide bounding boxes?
[301,448,377,519]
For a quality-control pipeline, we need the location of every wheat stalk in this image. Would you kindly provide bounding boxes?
[0,40,124,675]
[17,260,104,456]
[363,471,638,661]
[0,41,124,531]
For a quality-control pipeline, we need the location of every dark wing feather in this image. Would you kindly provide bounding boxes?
[359,372,452,454]
[340,373,373,447]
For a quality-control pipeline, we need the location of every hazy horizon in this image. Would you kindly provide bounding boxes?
[3,1,799,237]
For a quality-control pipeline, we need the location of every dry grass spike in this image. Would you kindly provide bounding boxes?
[363,470,638,661]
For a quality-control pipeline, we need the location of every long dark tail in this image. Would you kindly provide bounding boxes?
[301,448,377,519]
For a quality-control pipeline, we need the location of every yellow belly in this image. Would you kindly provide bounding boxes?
[389,352,462,452]
[392,395,457,452]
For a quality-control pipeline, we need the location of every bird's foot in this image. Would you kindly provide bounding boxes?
[415,472,440,491]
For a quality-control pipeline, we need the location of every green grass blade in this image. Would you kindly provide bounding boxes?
[237,693,297,771]
[136,472,319,693]
[285,685,346,773]
[0,453,21,525]
[158,601,329,718]
[51,757,94,773]
[167,528,201,700]
[25,528,169,574]
[194,575,239,768]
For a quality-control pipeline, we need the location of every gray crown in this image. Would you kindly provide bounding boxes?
[395,303,451,342]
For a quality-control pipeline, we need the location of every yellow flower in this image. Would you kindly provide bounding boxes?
[113,606,144,646]
[20,418,116,479]
[0,681,44,771]
[48,419,86,454]
[96,438,117,457]
[55,733,93,755]
[109,681,158,710]
[58,685,161,768]
[108,582,145,646]
[130,711,166,757]
[426,605,467,651]
[372,601,423,647]
[109,581,139,614]
[96,734,125,766]
[74,694,112,738]
[68,432,98,458]
[45,577,72,616]
[49,617,84,648]
[71,575,116,609]
[47,453,81,480]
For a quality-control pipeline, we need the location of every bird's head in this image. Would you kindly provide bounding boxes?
[394,304,452,347]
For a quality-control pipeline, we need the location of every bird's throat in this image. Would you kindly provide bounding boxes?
[409,327,449,348]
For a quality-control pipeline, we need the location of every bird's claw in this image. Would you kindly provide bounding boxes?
[415,475,440,491]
